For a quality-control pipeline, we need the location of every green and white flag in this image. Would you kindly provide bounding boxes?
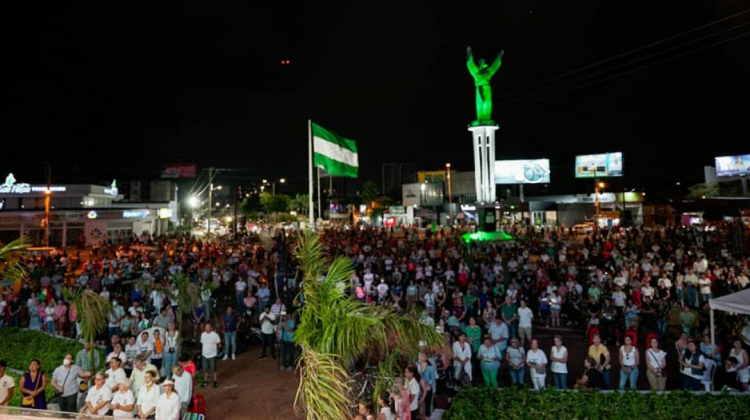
[312,122,358,178]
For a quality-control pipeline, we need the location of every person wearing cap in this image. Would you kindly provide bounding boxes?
[110,380,135,419]
[155,379,180,420]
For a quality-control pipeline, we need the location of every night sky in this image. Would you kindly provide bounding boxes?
[3,1,749,197]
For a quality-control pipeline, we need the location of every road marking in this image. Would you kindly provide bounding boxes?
[223,384,238,390]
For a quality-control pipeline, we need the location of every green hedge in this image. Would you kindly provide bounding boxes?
[0,328,104,407]
[444,387,750,420]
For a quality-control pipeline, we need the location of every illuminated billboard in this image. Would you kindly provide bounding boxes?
[574,152,623,178]
[494,159,551,184]
[715,154,750,177]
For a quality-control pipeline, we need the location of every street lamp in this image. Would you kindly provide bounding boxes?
[446,163,453,225]
[188,196,200,208]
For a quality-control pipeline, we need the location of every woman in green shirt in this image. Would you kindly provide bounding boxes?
[464,317,483,354]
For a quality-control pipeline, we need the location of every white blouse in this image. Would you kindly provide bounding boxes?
[551,346,568,373]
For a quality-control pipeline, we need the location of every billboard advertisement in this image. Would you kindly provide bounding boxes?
[574,152,623,178]
[715,154,750,177]
[493,159,551,184]
[161,163,197,179]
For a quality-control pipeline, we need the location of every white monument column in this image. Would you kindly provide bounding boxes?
[468,124,498,203]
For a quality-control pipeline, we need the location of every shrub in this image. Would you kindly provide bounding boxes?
[0,328,104,407]
[444,387,750,420]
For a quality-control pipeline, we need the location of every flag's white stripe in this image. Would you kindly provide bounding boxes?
[314,136,359,167]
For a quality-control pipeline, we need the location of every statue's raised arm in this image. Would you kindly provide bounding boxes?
[487,50,504,76]
[466,46,479,75]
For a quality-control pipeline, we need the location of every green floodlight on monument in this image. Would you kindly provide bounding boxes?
[466,46,504,126]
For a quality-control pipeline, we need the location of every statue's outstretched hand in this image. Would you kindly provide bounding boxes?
[499,50,505,58]
[467,46,473,57]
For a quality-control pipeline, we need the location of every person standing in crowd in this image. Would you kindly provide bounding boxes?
[506,338,526,386]
[645,338,667,390]
[452,333,472,384]
[222,306,240,361]
[171,365,192,417]
[279,311,296,370]
[82,372,112,416]
[478,336,500,388]
[416,350,436,418]
[110,381,135,419]
[20,359,47,410]
[550,335,569,389]
[136,370,161,420]
[163,322,180,376]
[404,365,422,420]
[680,339,705,391]
[155,379,181,420]
[0,360,15,407]
[726,339,749,392]
[51,354,81,412]
[105,357,127,393]
[151,329,165,374]
[618,335,640,390]
[200,323,221,388]
[76,342,100,410]
[526,339,548,390]
[259,305,277,360]
[588,334,611,389]
[517,299,533,349]
[130,355,159,396]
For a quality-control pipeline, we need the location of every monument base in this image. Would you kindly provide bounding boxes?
[469,119,496,127]
[475,204,497,232]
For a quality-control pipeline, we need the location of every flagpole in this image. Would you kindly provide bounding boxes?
[317,167,322,221]
[329,175,333,220]
[308,119,315,228]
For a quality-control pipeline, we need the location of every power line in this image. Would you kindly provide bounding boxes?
[500,30,750,111]
[499,7,750,99]
[497,21,750,109]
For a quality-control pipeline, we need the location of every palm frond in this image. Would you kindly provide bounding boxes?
[64,288,111,366]
[293,231,445,420]
[0,237,30,285]
[294,347,351,420]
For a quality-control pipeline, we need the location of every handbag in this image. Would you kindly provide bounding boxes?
[52,367,71,400]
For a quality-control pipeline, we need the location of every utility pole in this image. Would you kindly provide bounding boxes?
[234,184,240,240]
[207,167,214,235]
[446,163,453,225]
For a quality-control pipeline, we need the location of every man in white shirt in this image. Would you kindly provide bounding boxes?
[136,331,154,362]
[517,300,534,349]
[171,364,193,416]
[200,323,221,388]
[259,306,277,360]
[235,278,247,310]
[0,360,16,406]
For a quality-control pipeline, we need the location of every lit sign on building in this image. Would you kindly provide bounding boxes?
[0,173,67,194]
[157,208,172,219]
[494,159,551,184]
[123,210,150,219]
[87,211,98,219]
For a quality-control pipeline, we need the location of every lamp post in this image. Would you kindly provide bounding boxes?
[446,163,453,225]
[596,181,605,223]
[264,178,286,195]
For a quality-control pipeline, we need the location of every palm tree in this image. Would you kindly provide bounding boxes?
[0,237,30,289]
[63,288,111,366]
[293,231,442,420]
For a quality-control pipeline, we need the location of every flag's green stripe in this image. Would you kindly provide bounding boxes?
[311,122,357,153]
[314,153,358,178]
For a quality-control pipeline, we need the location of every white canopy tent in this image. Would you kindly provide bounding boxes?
[708,288,750,361]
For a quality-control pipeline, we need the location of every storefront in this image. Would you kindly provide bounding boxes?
[0,175,173,247]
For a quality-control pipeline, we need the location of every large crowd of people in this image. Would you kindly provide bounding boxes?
[1,221,750,419]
